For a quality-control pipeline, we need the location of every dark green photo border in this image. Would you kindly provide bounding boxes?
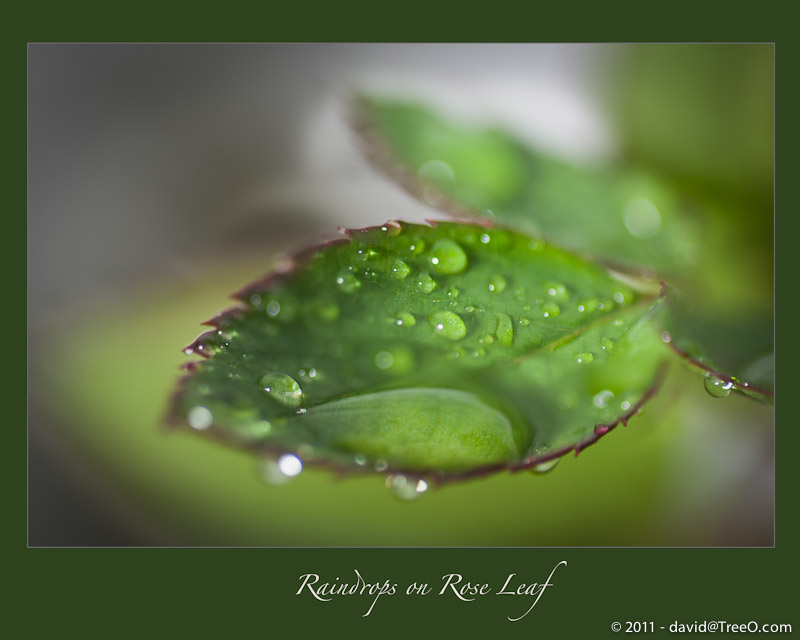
[8,1,795,637]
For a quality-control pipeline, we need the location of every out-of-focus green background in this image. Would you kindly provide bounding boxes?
[28,44,773,546]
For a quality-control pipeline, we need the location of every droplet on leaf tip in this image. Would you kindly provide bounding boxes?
[704,372,734,398]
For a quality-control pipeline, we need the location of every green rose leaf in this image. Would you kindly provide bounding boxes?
[170,222,668,487]
[353,96,773,408]
[353,96,702,279]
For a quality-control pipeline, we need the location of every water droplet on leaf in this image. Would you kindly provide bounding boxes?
[428,311,467,341]
[336,272,360,293]
[386,474,428,501]
[417,272,437,293]
[391,259,411,279]
[542,301,560,318]
[592,390,615,408]
[530,458,560,474]
[258,372,304,408]
[488,273,507,293]
[704,373,734,398]
[429,239,468,274]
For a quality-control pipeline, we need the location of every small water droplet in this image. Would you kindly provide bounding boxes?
[354,453,367,466]
[479,333,495,345]
[704,373,734,398]
[187,406,213,430]
[480,233,491,244]
[258,372,304,408]
[375,351,394,369]
[530,458,560,474]
[621,400,632,411]
[249,293,262,306]
[488,273,507,294]
[386,474,427,501]
[416,272,437,293]
[661,331,672,343]
[429,239,468,274]
[576,352,594,364]
[493,312,514,346]
[519,318,530,326]
[544,282,570,302]
[592,390,615,408]
[396,312,416,327]
[613,291,627,305]
[428,311,467,340]
[408,238,426,255]
[374,459,389,472]
[266,300,281,317]
[447,286,460,298]
[336,272,360,293]
[391,259,411,279]
[601,337,615,351]
[542,301,560,318]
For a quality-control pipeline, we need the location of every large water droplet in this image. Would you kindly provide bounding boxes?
[187,406,213,430]
[704,372,734,398]
[530,458,560,474]
[258,372,304,408]
[386,474,428,501]
[336,272,360,293]
[391,259,411,280]
[429,239,468,274]
[416,272,437,294]
[488,273,507,293]
[428,311,467,341]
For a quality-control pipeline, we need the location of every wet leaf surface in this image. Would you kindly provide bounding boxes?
[171,221,668,483]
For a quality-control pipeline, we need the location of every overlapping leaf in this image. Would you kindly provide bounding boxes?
[171,221,668,484]
[353,96,773,405]
[353,97,702,278]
